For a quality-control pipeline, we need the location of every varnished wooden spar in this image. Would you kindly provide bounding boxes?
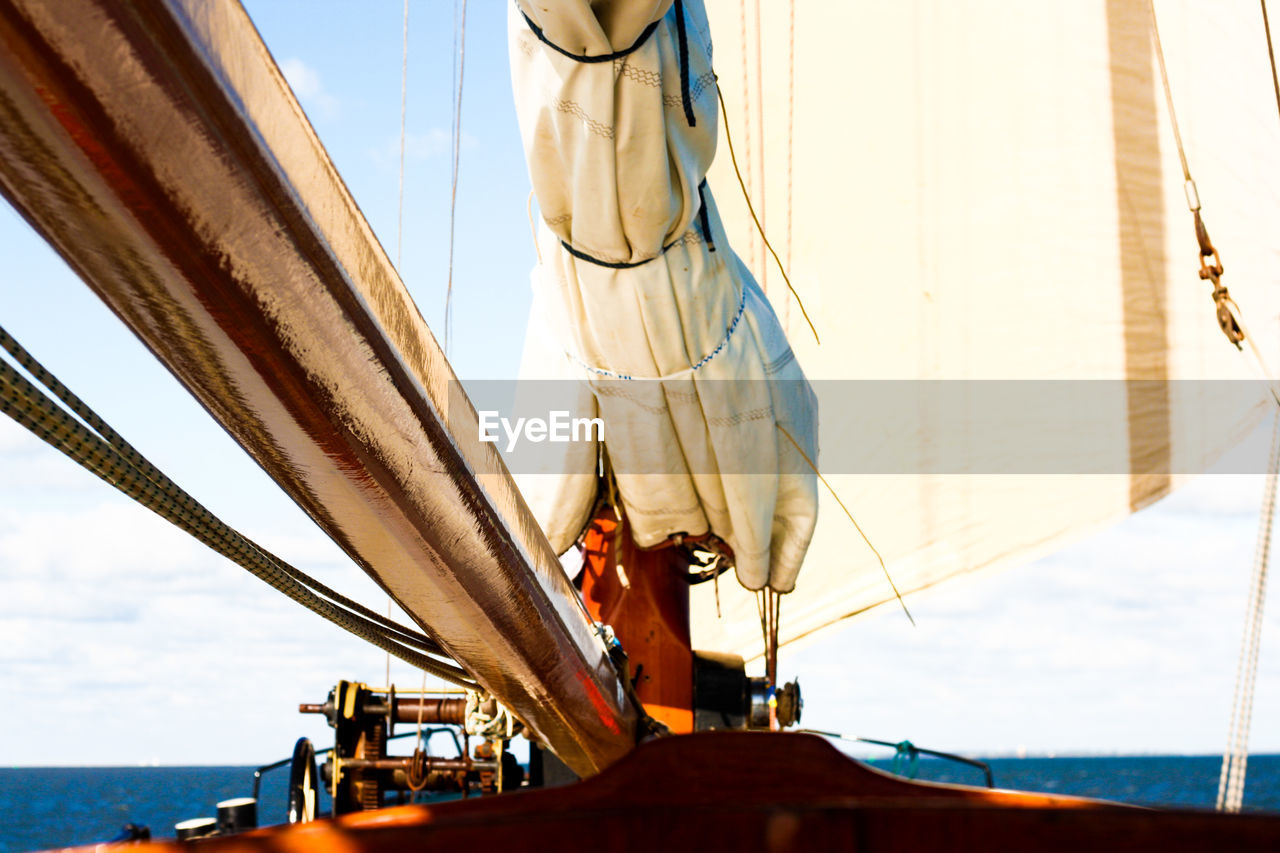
[0,0,635,774]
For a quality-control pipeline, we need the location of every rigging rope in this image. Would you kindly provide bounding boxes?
[784,0,796,332]
[0,325,476,688]
[755,587,781,730]
[751,0,766,294]
[1149,0,1279,809]
[443,0,468,357]
[1218,411,1279,812]
[1263,0,1280,119]
[389,0,411,691]
[715,83,818,344]
[777,423,914,626]
[1213,1,1280,811]
[737,0,755,278]
[1148,1,1245,352]
[396,0,409,271]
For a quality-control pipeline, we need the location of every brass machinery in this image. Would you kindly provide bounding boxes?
[294,681,524,816]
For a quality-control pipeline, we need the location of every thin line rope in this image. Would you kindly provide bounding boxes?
[413,669,429,757]
[754,588,769,675]
[738,0,755,273]
[1149,1,1280,400]
[396,0,409,270]
[1218,410,1279,811]
[755,588,781,729]
[1147,4,1276,809]
[784,0,796,331]
[716,83,819,344]
[1263,1,1280,120]
[1234,310,1280,409]
[777,423,914,626]
[751,0,767,293]
[1224,410,1280,811]
[0,327,475,687]
[1147,1,1191,182]
[444,0,468,357]
[389,0,410,690]
[1240,0,1280,409]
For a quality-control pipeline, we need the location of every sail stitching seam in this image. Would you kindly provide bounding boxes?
[624,502,703,517]
[707,406,772,427]
[553,96,614,139]
[566,285,747,380]
[663,71,716,109]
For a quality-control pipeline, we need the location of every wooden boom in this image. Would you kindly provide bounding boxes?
[0,0,636,775]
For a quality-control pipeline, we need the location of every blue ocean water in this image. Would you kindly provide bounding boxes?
[1,755,1277,851]
[864,753,1280,811]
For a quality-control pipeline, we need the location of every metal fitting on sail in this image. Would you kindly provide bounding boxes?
[1191,210,1244,349]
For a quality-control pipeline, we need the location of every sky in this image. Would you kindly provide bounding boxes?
[0,0,1277,773]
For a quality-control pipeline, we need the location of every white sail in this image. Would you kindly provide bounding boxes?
[508,0,820,592]
[694,0,1280,658]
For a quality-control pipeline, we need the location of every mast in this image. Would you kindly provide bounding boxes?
[0,0,635,775]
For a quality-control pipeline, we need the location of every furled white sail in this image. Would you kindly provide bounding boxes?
[693,0,1280,658]
[508,0,819,592]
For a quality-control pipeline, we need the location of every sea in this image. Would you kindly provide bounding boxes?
[1,755,1278,851]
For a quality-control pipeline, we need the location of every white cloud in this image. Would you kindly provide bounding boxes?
[279,57,339,119]
[786,481,1280,756]
[0,486,409,764]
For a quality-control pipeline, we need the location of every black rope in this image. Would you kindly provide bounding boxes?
[673,0,696,126]
[697,180,716,252]
[520,9,659,64]
[560,237,679,269]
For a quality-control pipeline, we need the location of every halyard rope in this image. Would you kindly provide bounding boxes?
[444,0,468,357]
[1148,0,1279,810]
[1218,412,1279,811]
[388,0,411,692]
[1214,2,1280,810]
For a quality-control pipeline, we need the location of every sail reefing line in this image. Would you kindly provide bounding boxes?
[0,324,476,688]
